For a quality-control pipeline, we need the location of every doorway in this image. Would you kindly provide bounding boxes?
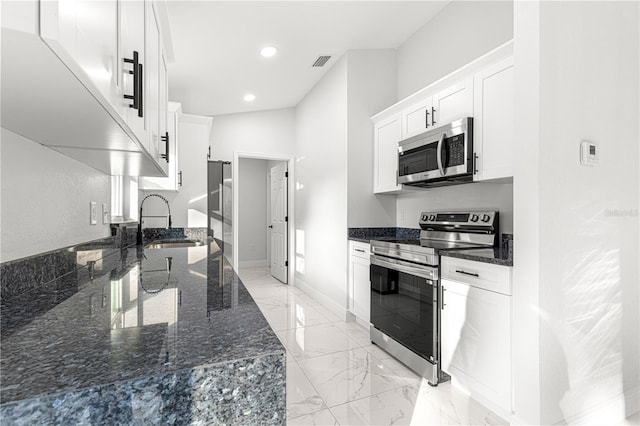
[233,152,294,285]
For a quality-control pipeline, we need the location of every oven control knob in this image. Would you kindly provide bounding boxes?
[429,215,436,221]
[470,214,479,222]
[482,214,491,222]
[421,215,428,221]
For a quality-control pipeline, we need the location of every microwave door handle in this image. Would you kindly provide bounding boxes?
[436,132,446,176]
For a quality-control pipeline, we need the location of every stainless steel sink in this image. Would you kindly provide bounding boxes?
[145,240,205,249]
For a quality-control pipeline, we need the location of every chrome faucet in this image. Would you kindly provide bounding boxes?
[137,194,172,245]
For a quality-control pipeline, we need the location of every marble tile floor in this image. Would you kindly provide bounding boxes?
[237,267,509,426]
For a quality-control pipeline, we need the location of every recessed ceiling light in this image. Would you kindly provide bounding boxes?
[243,93,256,102]
[260,46,278,58]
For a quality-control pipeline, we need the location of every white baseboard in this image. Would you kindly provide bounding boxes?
[238,259,268,268]
[294,277,349,321]
[559,385,640,425]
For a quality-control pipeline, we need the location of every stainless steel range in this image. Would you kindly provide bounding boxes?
[369,211,499,386]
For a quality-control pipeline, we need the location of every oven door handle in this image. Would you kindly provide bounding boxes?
[371,255,437,281]
[436,132,446,176]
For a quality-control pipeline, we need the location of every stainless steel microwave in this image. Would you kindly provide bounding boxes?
[398,117,474,187]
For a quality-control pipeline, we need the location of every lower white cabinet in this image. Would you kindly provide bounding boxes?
[440,256,512,419]
[348,241,371,323]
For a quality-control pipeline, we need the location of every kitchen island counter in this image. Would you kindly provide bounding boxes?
[0,240,285,424]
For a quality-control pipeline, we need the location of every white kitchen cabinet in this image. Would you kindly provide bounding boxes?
[401,98,433,139]
[143,0,168,175]
[473,56,514,181]
[433,76,474,126]
[440,256,512,419]
[120,0,147,148]
[40,0,120,113]
[140,102,182,191]
[400,77,473,140]
[1,0,172,177]
[373,112,402,194]
[348,241,371,324]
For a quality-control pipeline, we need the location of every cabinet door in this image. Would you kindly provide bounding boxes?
[158,48,169,168]
[433,77,474,127]
[351,256,371,323]
[473,56,514,181]
[401,97,433,139]
[373,113,402,194]
[120,0,147,147]
[139,102,180,190]
[145,0,161,167]
[441,278,511,414]
[40,0,120,114]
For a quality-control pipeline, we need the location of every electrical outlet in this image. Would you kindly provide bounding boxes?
[90,202,97,225]
[102,203,109,224]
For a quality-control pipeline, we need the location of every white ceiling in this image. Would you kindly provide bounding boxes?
[165,1,449,116]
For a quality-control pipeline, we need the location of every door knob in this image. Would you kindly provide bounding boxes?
[268,225,273,229]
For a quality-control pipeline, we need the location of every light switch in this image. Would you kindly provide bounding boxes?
[102,203,109,224]
[90,202,97,225]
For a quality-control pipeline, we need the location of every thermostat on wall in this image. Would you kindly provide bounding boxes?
[580,140,599,166]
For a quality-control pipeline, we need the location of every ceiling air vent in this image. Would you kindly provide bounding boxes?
[312,56,331,67]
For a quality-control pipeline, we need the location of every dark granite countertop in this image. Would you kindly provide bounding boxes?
[441,247,513,267]
[348,227,513,266]
[0,240,283,405]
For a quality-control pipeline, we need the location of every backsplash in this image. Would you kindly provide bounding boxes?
[348,227,421,240]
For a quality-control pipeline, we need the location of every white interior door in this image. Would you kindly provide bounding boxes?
[270,163,288,283]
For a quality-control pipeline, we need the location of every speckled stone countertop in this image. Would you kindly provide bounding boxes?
[348,228,513,266]
[441,247,513,266]
[0,240,284,414]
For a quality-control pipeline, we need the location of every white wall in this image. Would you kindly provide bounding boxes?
[295,55,349,313]
[238,158,268,266]
[396,183,513,234]
[396,0,514,100]
[514,1,639,424]
[0,128,110,262]
[346,49,397,227]
[210,108,296,162]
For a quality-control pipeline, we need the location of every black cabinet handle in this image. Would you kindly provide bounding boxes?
[354,248,365,253]
[425,109,430,128]
[268,225,273,229]
[474,153,479,174]
[178,171,183,187]
[455,269,479,278]
[161,132,169,163]
[431,107,436,126]
[137,63,144,118]
[207,146,211,159]
[123,51,139,110]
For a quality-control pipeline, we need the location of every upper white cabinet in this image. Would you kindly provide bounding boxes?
[120,0,147,147]
[140,102,182,191]
[433,77,474,126]
[399,77,473,140]
[1,0,172,177]
[40,0,120,113]
[371,41,514,193]
[401,98,433,139]
[473,56,514,182]
[373,113,402,194]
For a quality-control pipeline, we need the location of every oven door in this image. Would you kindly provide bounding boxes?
[369,255,439,363]
[398,117,473,184]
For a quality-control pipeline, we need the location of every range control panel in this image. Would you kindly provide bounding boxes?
[419,211,498,227]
